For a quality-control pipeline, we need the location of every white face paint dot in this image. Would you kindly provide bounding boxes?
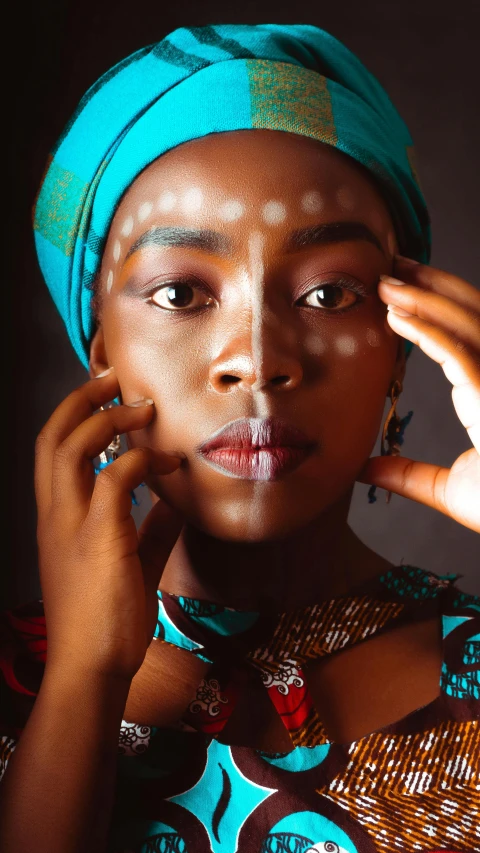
[366,327,381,347]
[106,270,114,294]
[387,231,396,256]
[138,202,153,223]
[113,240,121,263]
[181,187,203,214]
[305,333,327,355]
[335,334,358,356]
[121,216,134,238]
[218,199,244,222]
[336,186,356,212]
[262,201,287,225]
[301,191,325,215]
[158,191,176,213]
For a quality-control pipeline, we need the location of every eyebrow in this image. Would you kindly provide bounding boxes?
[124,227,232,261]
[123,220,384,264]
[284,221,385,255]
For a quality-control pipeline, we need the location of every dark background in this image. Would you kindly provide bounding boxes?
[8,0,479,608]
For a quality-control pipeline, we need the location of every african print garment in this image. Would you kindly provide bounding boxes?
[1,564,479,852]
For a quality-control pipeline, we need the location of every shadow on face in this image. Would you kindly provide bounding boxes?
[90,130,405,542]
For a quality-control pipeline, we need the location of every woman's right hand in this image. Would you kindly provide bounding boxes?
[34,367,184,683]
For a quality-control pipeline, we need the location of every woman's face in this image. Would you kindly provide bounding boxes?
[91,130,404,541]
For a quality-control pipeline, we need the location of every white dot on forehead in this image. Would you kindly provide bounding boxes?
[218,199,244,222]
[366,327,381,347]
[262,201,287,225]
[113,240,121,263]
[301,191,325,215]
[106,270,114,294]
[121,216,134,238]
[336,186,356,212]
[335,334,357,356]
[181,187,203,213]
[138,201,153,223]
[158,191,176,213]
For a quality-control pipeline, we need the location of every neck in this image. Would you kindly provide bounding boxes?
[160,488,392,612]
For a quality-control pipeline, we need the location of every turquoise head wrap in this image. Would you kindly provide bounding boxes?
[34,23,430,368]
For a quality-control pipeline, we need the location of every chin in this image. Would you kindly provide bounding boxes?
[149,474,347,543]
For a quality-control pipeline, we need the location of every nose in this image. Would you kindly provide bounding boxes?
[208,310,304,394]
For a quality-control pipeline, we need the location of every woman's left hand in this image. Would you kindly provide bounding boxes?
[357,255,480,534]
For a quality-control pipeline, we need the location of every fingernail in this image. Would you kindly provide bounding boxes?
[380,274,406,286]
[94,366,115,378]
[126,398,154,407]
[387,305,412,317]
[395,254,420,265]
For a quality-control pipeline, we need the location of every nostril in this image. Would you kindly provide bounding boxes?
[220,375,241,385]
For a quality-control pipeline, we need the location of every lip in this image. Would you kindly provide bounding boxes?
[197,417,317,481]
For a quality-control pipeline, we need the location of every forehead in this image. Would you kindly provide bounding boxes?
[118,130,389,216]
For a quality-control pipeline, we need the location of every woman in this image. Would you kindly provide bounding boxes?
[1,23,479,853]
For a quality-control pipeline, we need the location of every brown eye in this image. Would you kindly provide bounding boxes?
[302,284,359,311]
[151,282,213,311]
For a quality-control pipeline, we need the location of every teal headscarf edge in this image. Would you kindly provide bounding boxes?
[34,24,430,368]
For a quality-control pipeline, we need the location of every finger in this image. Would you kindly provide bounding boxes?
[379,276,480,353]
[138,499,184,602]
[394,256,480,315]
[50,400,158,518]
[386,308,480,451]
[357,453,480,534]
[35,368,120,515]
[88,447,182,528]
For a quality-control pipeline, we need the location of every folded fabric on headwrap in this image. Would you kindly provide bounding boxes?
[34,23,430,368]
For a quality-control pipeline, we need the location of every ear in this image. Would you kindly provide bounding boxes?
[390,337,407,391]
[88,326,109,379]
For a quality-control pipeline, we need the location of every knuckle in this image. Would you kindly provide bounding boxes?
[95,464,122,490]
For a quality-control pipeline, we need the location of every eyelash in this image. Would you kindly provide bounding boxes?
[146,275,367,315]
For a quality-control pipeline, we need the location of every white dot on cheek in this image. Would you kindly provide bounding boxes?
[336,186,356,212]
[106,270,114,294]
[121,216,134,237]
[158,191,176,213]
[301,191,325,215]
[218,200,244,222]
[335,335,358,356]
[262,201,286,225]
[138,202,153,223]
[366,328,381,348]
[181,187,203,214]
[113,240,121,263]
[304,334,327,355]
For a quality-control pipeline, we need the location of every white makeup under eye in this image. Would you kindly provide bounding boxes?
[262,201,287,225]
[106,270,114,294]
[335,334,358,356]
[138,201,153,223]
[158,191,176,213]
[113,241,121,263]
[305,333,327,355]
[181,187,203,214]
